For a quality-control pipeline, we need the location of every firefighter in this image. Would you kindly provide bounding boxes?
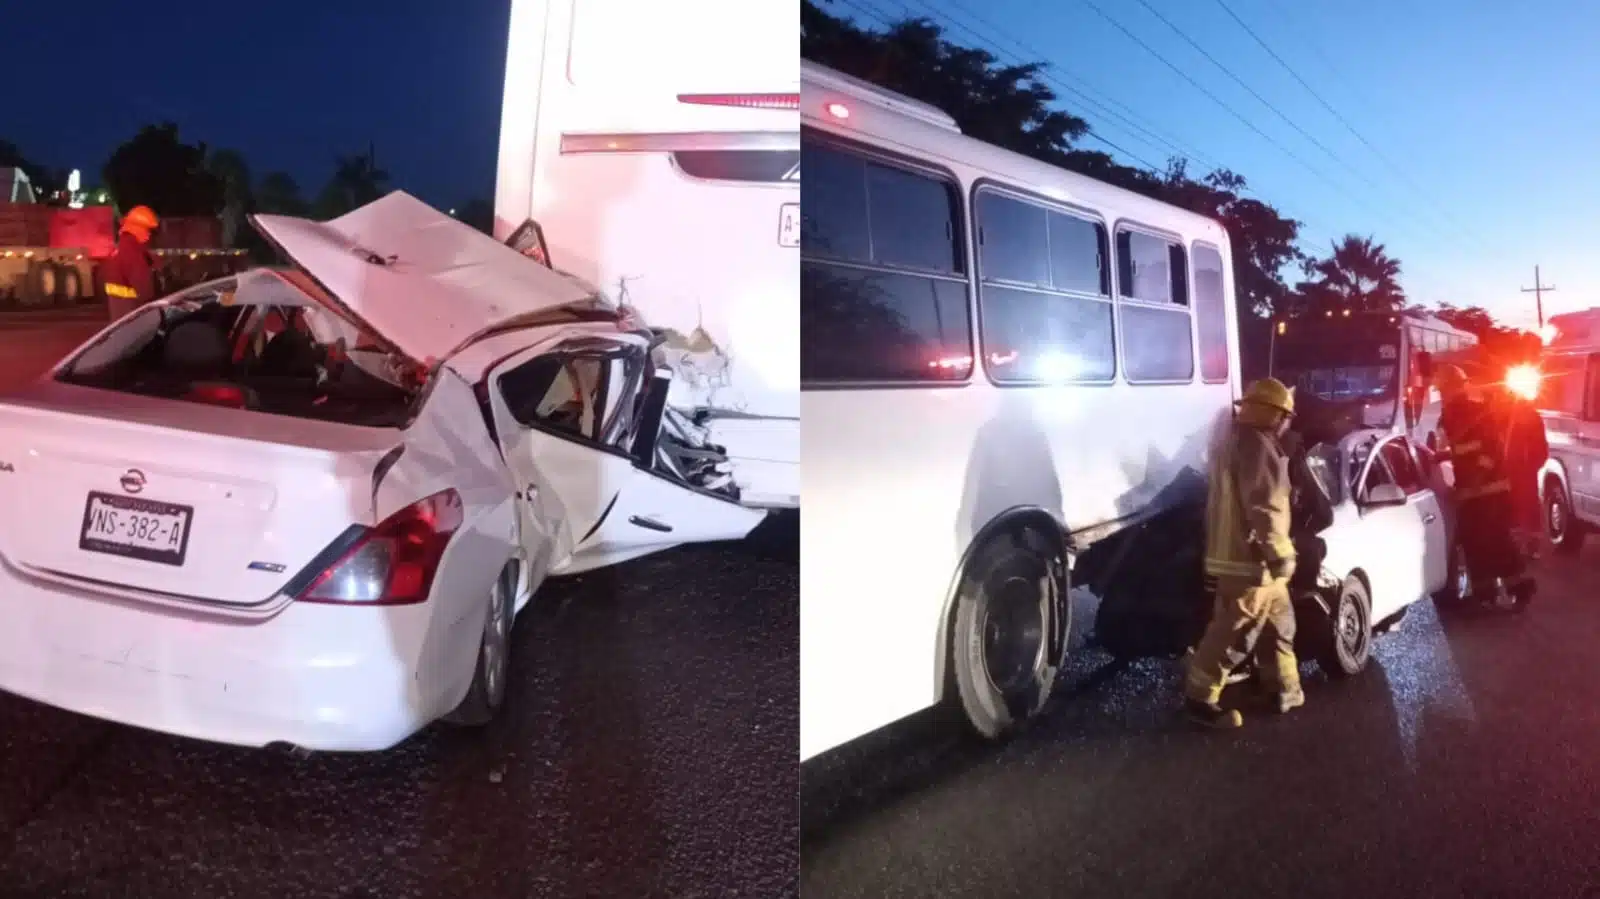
[1185,377,1302,729]
[103,205,159,321]
[1498,380,1549,560]
[1435,365,1535,608]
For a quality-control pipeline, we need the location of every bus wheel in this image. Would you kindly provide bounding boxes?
[1546,477,1586,556]
[950,527,1068,741]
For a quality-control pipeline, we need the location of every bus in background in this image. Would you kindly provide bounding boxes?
[494,0,799,508]
[1268,310,1477,448]
[800,61,1242,762]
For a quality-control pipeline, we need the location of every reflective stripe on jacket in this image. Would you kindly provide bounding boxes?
[1204,420,1295,579]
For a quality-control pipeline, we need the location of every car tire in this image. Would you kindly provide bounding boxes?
[1318,575,1372,679]
[443,561,518,728]
[949,527,1068,741]
[1545,477,1585,556]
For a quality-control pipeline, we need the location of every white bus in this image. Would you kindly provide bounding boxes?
[1268,310,1478,448]
[799,62,1243,761]
[494,0,799,508]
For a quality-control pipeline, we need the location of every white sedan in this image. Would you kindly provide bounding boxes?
[1294,430,1453,675]
[0,192,766,752]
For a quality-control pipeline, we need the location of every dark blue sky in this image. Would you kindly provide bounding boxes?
[3,0,512,210]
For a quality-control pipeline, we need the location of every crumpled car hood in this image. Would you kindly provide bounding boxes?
[250,191,604,364]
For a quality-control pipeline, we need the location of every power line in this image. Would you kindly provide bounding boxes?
[1211,0,1498,256]
[928,0,1228,172]
[1076,0,1484,301]
[1130,0,1386,192]
[846,0,1345,248]
[1078,0,1335,184]
[844,0,1168,170]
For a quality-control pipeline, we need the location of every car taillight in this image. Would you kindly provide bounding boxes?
[185,383,248,407]
[296,489,464,606]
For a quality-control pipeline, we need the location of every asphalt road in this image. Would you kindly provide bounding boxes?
[801,547,1600,898]
[0,314,800,899]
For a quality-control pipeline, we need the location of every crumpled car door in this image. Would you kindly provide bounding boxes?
[484,331,765,576]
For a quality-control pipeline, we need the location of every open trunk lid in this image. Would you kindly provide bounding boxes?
[249,192,602,366]
[0,381,401,607]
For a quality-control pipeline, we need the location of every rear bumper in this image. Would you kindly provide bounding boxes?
[0,562,463,752]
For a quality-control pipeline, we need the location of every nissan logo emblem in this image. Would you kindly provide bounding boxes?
[120,469,146,494]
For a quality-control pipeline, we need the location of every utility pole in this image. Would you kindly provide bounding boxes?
[1522,265,1556,329]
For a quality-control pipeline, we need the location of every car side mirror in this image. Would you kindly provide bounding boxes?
[1415,350,1434,379]
[1363,483,1407,507]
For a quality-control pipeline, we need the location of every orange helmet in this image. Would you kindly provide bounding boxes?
[121,206,160,242]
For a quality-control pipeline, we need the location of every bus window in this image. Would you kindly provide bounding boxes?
[800,140,972,384]
[1193,244,1229,383]
[1117,228,1194,383]
[976,189,1114,384]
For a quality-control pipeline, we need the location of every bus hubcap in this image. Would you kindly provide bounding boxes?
[982,575,1045,693]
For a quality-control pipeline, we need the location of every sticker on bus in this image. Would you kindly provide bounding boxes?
[778,203,799,248]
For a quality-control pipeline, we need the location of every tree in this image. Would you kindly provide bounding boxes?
[0,139,67,201]
[1295,234,1406,315]
[314,151,390,219]
[457,198,494,236]
[102,123,224,217]
[206,148,253,248]
[802,4,1091,165]
[255,171,309,217]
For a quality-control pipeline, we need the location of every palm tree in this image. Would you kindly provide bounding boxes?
[313,150,391,219]
[1300,234,1406,313]
[256,171,308,216]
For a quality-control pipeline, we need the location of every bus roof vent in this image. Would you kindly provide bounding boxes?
[801,60,961,134]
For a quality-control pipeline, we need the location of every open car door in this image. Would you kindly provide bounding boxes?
[483,331,764,575]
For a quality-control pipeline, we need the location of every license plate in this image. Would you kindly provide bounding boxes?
[79,492,194,566]
[778,203,799,248]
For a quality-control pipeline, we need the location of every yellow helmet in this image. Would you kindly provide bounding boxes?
[1239,377,1295,416]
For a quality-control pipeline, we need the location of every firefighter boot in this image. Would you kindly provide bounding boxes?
[1184,697,1243,730]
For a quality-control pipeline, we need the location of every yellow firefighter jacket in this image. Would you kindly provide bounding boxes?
[1204,418,1296,580]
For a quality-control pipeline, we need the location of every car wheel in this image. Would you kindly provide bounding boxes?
[950,527,1068,741]
[1546,477,1585,556]
[1319,575,1372,679]
[443,561,517,727]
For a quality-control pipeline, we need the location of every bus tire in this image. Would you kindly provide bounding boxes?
[949,527,1068,741]
[1545,476,1585,556]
